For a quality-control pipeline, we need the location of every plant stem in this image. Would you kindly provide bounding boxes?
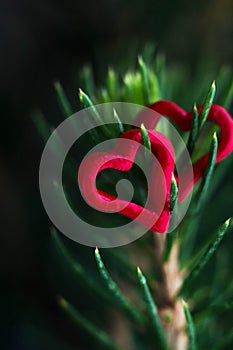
[153,234,188,350]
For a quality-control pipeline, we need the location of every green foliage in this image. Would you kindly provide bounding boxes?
[95,248,143,323]
[137,267,169,350]
[79,88,112,138]
[138,56,151,104]
[79,54,160,105]
[221,75,233,109]
[54,81,73,118]
[113,108,124,134]
[58,297,123,350]
[183,301,197,350]
[51,228,109,301]
[36,50,233,350]
[32,110,52,142]
[187,104,198,155]
[195,132,218,212]
[140,123,151,152]
[169,173,178,212]
[198,81,216,131]
[180,219,231,294]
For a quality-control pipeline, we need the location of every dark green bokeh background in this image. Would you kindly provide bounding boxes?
[1,0,232,349]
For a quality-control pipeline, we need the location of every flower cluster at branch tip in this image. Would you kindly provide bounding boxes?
[78,101,233,233]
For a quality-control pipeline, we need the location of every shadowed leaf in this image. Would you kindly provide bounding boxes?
[58,297,123,350]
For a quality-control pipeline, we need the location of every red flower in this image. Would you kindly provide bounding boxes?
[78,101,233,233]
[78,129,175,233]
[136,101,233,199]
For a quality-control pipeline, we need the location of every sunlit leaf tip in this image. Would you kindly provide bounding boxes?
[170,172,178,211]
[182,300,197,350]
[140,123,151,152]
[113,108,124,133]
[198,80,216,130]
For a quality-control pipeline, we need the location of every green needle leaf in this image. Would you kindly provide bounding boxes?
[137,267,169,350]
[195,300,233,322]
[170,173,178,212]
[107,68,118,101]
[198,81,216,131]
[113,108,124,134]
[51,228,92,283]
[195,132,218,211]
[138,55,150,104]
[79,88,100,117]
[51,228,109,300]
[95,248,143,323]
[54,81,73,118]
[32,110,52,142]
[58,297,123,350]
[79,88,111,137]
[180,218,231,294]
[221,74,233,109]
[187,104,199,155]
[182,300,197,350]
[80,65,95,98]
[123,72,144,104]
[140,123,151,152]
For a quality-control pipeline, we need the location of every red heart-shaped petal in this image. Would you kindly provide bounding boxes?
[78,129,175,233]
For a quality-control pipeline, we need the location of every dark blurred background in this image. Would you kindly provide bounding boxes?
[1,0,233,349]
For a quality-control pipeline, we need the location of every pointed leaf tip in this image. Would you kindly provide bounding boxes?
[57,296,67,308]
[137,266,147,285]
[95,247,99,255]
[138,55,143,66]
[50,226,56,235]
[95,249,143,323]
[170,172,178,211]
[140,123,151,152]
[180,218,231,294]
[137,266,168,349]
[113,108,124,133]
[138,55,151,104]
[108,67,114,74]
[79,88,84,98]
[198,81,216,130]
[187,103,199,154]
[194,129,218,211]
[54,81,73,117]
[225,218,231,227]
[183,300,197,350]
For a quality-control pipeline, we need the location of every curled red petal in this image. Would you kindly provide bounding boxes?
[135,100,191,130]
[135,100,233,200]
[78,129,175,233]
